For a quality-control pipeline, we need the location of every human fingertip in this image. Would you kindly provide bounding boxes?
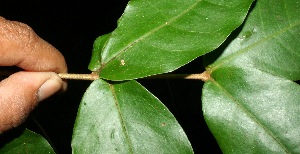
[37,73,64,102]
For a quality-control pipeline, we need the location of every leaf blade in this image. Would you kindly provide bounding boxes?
[88,33,111,71]
[208,0,300,80]
[96,0,254,80]
[203,67,300,153]
[203,0,300,153]
[72,79,193,153]
[0,129,55,154]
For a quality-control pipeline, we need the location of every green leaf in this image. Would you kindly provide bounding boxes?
[94,0,254,80]
[88,33,111,71]
[0,129,55,154]
[72,79,193,153]
[207,0,300,80]
[202,0,300,153]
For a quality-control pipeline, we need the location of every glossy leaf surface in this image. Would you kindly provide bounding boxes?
[0,129,55,154]
[72,79,193,153]
[202,0,300,153]
[90,0,254,80]
[88,33,111,71]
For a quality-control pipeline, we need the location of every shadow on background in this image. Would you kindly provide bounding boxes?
[0,1,221,153]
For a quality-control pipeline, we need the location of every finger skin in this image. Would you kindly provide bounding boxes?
[0,16,67,72]
[0,17,68,133]
[0,72,64,133]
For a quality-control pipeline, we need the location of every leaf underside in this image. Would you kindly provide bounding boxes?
[72,79,193,154]
[203,0,300,153]
[89,0,254,80]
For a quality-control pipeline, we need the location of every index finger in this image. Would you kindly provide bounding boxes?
[0,16,67,73]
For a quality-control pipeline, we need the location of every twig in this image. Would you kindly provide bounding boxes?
[58,73,99,80]
[0,71,211,82]
[143,72,211,81]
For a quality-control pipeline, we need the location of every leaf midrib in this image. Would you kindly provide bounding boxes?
[211,80,289,153]
[101,0,203,67]
[109,83,134,153]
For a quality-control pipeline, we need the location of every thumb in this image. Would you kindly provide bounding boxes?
[0,71,66,133]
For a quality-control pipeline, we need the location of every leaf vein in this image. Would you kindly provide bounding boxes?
[108,83,134,153]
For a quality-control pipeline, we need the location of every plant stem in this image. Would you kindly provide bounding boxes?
[0,71,211,81]
[58,73,99,80]
[143,71,211,81]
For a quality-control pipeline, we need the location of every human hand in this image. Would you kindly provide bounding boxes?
[0,17,67,133]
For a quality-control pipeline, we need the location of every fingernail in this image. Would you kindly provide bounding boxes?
[38,74,63,102]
